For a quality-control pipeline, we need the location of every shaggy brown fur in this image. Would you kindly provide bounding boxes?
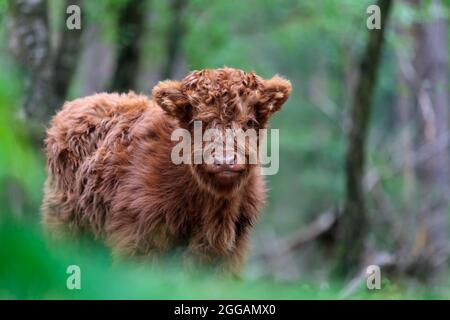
[42,68,291,272]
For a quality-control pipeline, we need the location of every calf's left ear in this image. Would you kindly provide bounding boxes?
[258,76,292,120]
[152,80,191,122]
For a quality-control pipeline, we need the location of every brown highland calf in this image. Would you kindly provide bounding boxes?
[42,68,291,272]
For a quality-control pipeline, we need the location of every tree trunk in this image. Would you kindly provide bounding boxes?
[110,0,147,92]
[7,0,84,136]
[78,25,115,96]
[7,0,57,126]
[160,0,187,80]
[409,0,449,280]
[54,0,84,99]
[394,24,417,213]
[334,0,393,278]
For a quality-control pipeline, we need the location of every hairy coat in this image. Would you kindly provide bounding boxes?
[42,68,291,272]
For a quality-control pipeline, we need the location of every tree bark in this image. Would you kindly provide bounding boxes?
[334,0,393,277]
[160,0,187,80]
[7,0,84,136]
[7,0,57,125]
[110,0,147,92]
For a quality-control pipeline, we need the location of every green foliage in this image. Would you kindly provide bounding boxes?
[2,215,447,299]
[0,55,45,211]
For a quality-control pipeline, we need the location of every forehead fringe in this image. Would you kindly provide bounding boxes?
[181,68,262,98]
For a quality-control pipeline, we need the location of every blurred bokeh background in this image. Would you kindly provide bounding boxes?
[0,0,449,299]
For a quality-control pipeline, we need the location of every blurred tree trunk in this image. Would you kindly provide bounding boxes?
[79,25,115,96]
[160,0,187,80]
[7,0,84,137]
[334,0,393,277]
[7,0,57,126]
[409,0,449,279]
[110,0,147,92]
[54,0,84,99]
[394,24,417,213]
[397,78,416,207]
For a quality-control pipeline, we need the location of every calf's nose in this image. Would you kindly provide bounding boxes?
[213,154,235,165]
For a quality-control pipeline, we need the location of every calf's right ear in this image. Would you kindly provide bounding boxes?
[152,80,191,122]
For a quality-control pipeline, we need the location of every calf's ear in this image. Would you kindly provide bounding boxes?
[257,76,292,122]
[152,80,191,122]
